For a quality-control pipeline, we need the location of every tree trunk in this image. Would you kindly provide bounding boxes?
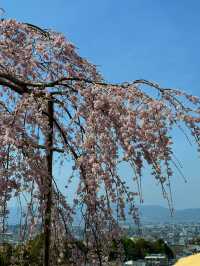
[44,98,54,266]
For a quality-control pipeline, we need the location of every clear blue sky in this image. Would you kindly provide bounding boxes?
[2,0,200,209]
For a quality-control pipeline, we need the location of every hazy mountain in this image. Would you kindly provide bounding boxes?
[6,205,200,225]
[138,205,200,223]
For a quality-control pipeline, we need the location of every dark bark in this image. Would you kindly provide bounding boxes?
[44,98,54,266]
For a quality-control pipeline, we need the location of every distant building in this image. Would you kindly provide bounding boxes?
[144,254,168,265]
[0,231,13,244]
[0,198,11,244]
[124,260,146,266]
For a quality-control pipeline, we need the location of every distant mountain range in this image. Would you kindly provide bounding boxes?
[7,205,200,225]
[138,205,200,224]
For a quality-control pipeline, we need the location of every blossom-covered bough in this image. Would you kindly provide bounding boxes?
[0,19,199,265]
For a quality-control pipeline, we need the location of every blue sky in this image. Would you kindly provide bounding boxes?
[2,0,200,209]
